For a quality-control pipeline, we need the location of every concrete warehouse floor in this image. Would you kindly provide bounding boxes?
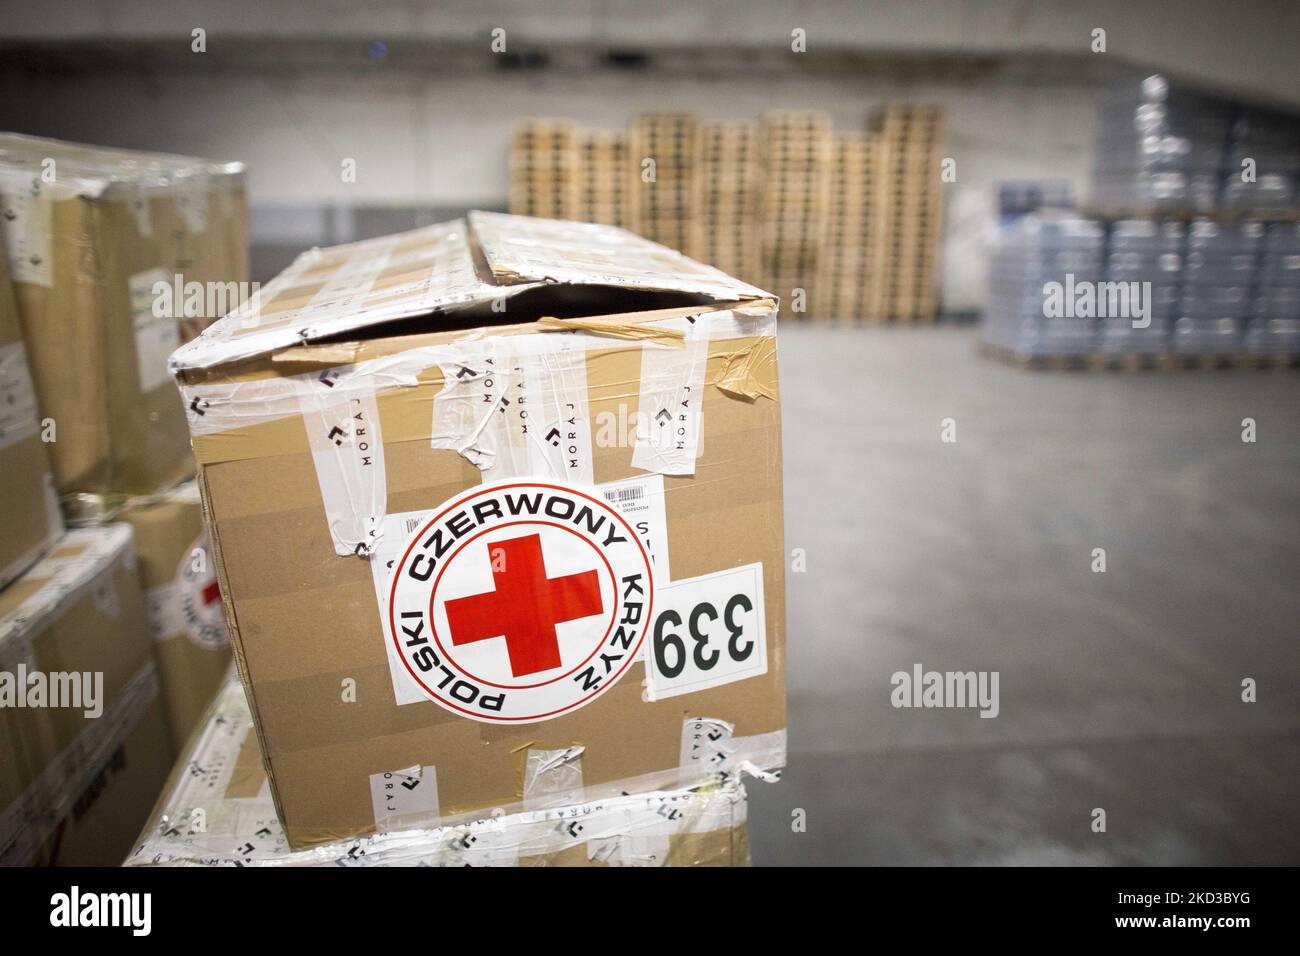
[747,326,1300,865]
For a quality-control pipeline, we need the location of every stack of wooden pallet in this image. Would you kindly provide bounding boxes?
[872,103,946,322]
[759,110,833,319]
[508,105,947,323]
[688,119,764,285]
[573,129,639,230]
[631,112,698,252]
[508,118,579,220]
[819,131,890,323]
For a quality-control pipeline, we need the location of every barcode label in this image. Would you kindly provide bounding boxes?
[603,485,645,504]
[597,474,670,591]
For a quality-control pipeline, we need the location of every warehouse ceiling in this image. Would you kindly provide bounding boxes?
[1,0,1297,107]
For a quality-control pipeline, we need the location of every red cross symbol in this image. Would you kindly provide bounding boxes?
[444,533,604,678]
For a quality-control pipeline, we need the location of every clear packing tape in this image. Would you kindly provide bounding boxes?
[177,308,779,557]
[0,525,137,668]
[127,673,753,867]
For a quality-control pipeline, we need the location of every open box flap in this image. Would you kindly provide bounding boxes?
[468,210,770,299]
[170,210,774,373]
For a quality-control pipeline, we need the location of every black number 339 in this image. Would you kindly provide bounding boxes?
[652,593,754,679]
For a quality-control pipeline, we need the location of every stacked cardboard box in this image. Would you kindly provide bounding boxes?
[128,671,750,867]
[0,133,248,501]
[632,112,698,252]
[0,242,62,591]
[0,135,248,865]
[688,120,763,286]
[573,129,639,231]
[168,211,786,850]
[0,526,173,866]
[873,103,945,322]
[819,131,889,324]
[119,481,232,747]
[508,119,579,220]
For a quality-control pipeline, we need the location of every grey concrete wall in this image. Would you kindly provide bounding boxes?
[0,64,1102,310]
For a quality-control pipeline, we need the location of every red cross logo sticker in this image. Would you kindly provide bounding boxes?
[445,533,604,678]
[176,535,231,651]
[201,580,222,607]
[387,480,654,724]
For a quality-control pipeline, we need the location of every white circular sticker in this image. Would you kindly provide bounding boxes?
[387,480,654,723]
[175,533,230,650]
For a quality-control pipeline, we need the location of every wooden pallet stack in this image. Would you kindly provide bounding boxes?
[759,110,833,319]
[631,112,698,252]
[818,131,890,323]
[688,119,763,285]
[508,118,579,219]
[573,129,639,230]
[872,103,946,322]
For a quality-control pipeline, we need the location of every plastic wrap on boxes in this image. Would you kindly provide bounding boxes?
[0,133,248,498]
[1089,75,1230,213]
[1221,107,1300,210]
[168,210,784,851]
[0,241,61,589]
[1097,219,1183,353]
[126,672,751,867]
[982,214,1104,356]
[1173,219,1263,353]
[1243,222,1300,353]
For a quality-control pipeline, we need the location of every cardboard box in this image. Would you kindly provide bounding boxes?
[33,696,173,867]
[171,210,786,848]
[0,133,249,498]
[120,481,232,747]
[128,670,749,866]
[0,234,62,590]
[0,525,171,865]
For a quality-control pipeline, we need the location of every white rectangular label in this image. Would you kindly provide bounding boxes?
[643,562,767,701]
[368,765,440,832]
[371,476,670,705]
[0,172,53,288]
[131,268,180,392]
[0,342,40,450]
[630,337,708,477]
[597,474,670,586]
[302,389,387,557]
[370,509,433,706]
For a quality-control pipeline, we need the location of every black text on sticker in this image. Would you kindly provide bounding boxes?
[644,563,767,701]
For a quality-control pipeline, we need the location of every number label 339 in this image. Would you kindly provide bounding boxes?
[644,562,768,701]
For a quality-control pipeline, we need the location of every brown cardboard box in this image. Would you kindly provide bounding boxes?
[0,525,171,865]
[120,481,232,747]
[0,236,62,590]
[0,133,249,498]
[172,210,786,849]
[34,696,173,867]
[127,669,748,866]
